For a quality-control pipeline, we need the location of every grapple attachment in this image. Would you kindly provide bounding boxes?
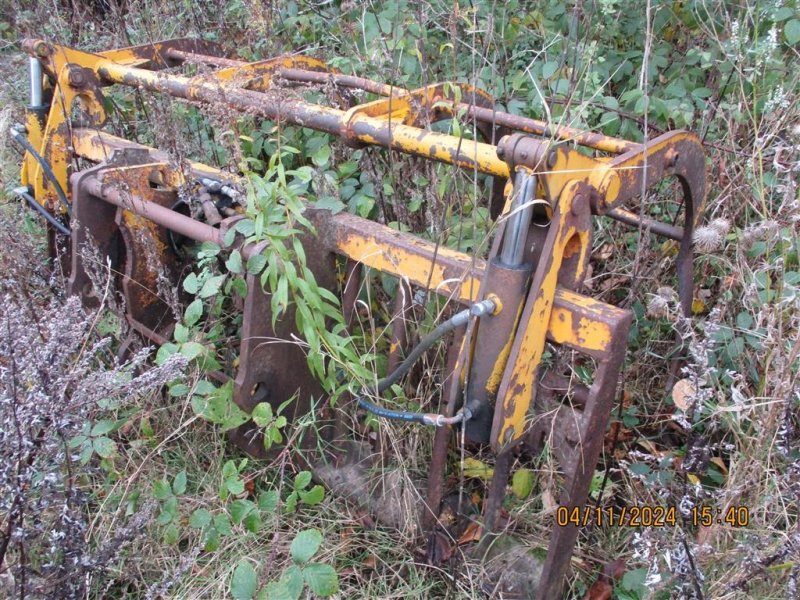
[16,37,706,598]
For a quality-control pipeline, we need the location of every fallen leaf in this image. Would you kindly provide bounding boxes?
[457,521,482,545]
[583,559,627,600]
[691,298,707,314]
[583,579,612,600]
[462,457,494,481]
[426,530,454,565]
[362,555,377,570]
[672,378,696,411]
[710,456,728,475]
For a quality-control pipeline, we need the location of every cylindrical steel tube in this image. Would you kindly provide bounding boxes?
[500,171,536,267]
[606,207,684,241]
[81,177,223,245]
[96,59,510,178]
[29,57,42,107]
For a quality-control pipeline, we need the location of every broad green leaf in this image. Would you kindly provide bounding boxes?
[226,477,246,496]
[153,479,172,500]
[179,342,206,361]
[244,510,262,533]
[183,272,200,294]
[163,523,179,545]
[226,250,243,274]
[312,196,345,214]
[541,60,559,79]
[247,253,268,275]
[155,343,178,366]
[214,513,233,536]
[199,274,227,299]
[251,402,274,427]
[785,19,800,45]
[184,299,203,326]
[173,471,187,495]
[291,529,323,563]
[258,490,279,514]
[92,436,116,458]
[189,508,212,529]
[299,485,324,506]
[90,419,115,436]
[230,499,256,524]
[230,560,258,600]
[311,145,331,167]
[258,581,297,600]
[302,563,339,596]
[294,471,312,490]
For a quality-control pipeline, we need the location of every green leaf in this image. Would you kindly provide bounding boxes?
[173,322,189,343]
[189,508,212,529]
[204,526,221,552]
[244,510,262,533]
[312,196,345,214]
[282,564,304,599]
[199,274,227,299]
[173,471,187,495]
[621,567,648,594]
[302,563,339,596]
[258,490,279,514]
[294,471,312,490]
[155,343,178,366]
[299,485,325,506]
[251,402,274,427]
[184,298,204,326]
[78,444,93,465]
[247,254,268,275]
[258,581,298,600]
[92,436,116,458]
[91,419,115,436]
[226,477,246,496]
[226,250,243,274]
[511,469,534,500]
[230,560,258,600]
[785,19,800,45]
[183,272,200,294]
[311,145,331,167]
[163,523,180,545]
[169,383,190,397]
[291,529,323,563]
[153,479,172,500]
[214,513,233,536]
[541,60,559,79]
[179,342,206,361]
[230,499,256,524]
[200,241,220,256]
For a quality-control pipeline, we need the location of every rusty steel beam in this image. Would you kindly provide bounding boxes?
[163,47,640,155]
[77,166,628,361]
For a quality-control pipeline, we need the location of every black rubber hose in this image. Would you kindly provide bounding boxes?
[9,126,72,217]
[13,187,70,236]
[356,307,476,426]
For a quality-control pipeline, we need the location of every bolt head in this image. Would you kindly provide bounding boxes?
[68,67,86,87]
[33,41,51,57]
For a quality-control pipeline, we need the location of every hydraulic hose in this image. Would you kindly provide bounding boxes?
[10,124,72,216]
[12,186,70,236]
[357,298,496,427]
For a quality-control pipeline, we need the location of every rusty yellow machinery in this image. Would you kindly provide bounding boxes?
[13,37,706,598]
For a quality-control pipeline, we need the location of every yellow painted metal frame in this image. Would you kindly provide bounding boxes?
[20,38,706,454]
